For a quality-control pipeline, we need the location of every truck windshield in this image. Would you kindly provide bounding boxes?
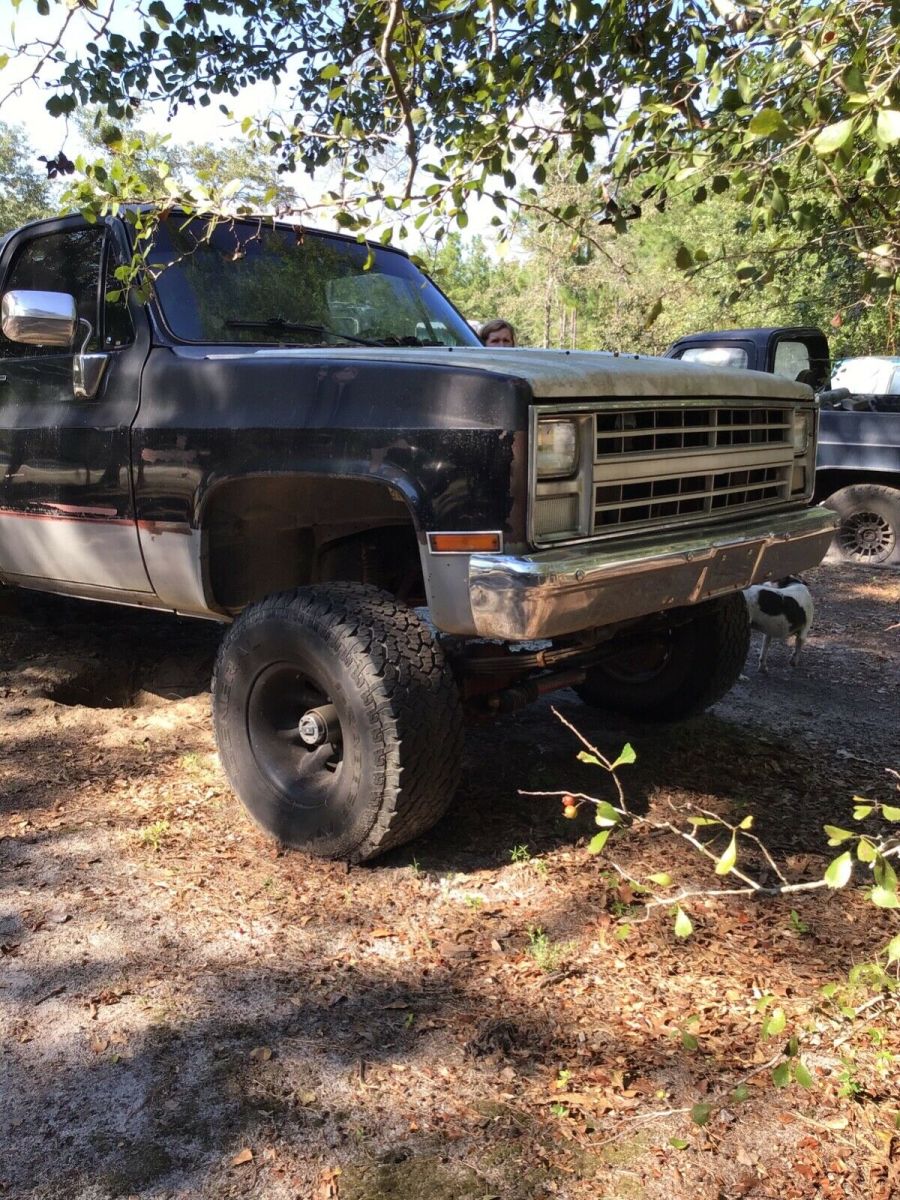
[148,216,479,348]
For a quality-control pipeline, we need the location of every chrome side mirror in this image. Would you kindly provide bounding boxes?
[1,289,78,346]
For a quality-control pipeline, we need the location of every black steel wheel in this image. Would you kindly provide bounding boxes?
[212,584,463,861]
[574,593,750,721]
[824,484,900,566]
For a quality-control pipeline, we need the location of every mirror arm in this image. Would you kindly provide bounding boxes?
[72,316,109,401]
[77,316,93,355]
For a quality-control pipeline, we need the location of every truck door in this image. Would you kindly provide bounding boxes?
[0,217,152,595]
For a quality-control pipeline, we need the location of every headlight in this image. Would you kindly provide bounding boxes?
[537,419,578,478]
[792,410,811,454]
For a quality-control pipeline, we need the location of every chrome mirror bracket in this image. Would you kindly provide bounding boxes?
[73,317,109,400]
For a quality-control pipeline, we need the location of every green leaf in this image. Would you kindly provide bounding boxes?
[594,800,620,827]
[577,751,601,766]
[870,885,900,909]
[874,856,898,891]
[764,1008,786,1038]
[885,934,900,964]
[643,296,663,329]
[647,872,672,887]
[609,743,636,770]
[674,906,693,939]
[732,1083,750,1103]
[882,805,900,821]
[793,1060,814,1089]
[876,109,900,146]
[857,838,877,863]
[148,0,171,25]
[587,829,611,856]
[824,851,853,889]
[681,1031,699,1051]
[842,64,867,96]
[749,108,788,137]
[738,815,754,830]
[824,825,856,845]
[772,1062,791,1088]
[690,1102,711,1126]
[853,804,874,820]
[813,118,854,156]
[715,833,737,876]
[669,1137,689,1150]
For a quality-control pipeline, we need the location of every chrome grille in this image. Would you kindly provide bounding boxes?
[592,404,794,534]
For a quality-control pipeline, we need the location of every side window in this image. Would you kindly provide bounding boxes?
[773,339,811,380]
[0,226,105,360]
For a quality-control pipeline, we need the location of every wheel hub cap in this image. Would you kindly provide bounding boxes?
[298,703,340,747]
[840,511,895,562]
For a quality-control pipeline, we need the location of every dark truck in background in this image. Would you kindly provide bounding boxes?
[666,327,900,567]
[0,212,836,860]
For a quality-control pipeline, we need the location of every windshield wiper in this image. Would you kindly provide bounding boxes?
[224,317,381,346]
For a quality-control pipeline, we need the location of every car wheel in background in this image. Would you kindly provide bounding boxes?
[823,484,900,566]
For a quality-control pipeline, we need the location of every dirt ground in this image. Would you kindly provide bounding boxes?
[1,562,899,1200]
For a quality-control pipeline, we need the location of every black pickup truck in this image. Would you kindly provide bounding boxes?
[666,327,900,566]
[0,212,836,859]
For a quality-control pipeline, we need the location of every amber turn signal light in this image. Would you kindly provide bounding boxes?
[428,532,502,553]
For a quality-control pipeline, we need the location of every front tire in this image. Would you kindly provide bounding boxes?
[212,584,463,861]
[574,593,750,721]
[823,483,900,566]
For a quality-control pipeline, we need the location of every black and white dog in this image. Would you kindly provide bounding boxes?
[743,576,814,673]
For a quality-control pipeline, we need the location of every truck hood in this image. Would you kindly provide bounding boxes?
[200,345,813,401]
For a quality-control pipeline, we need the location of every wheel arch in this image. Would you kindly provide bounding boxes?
[198,472,426,613]
[815,467,900,503]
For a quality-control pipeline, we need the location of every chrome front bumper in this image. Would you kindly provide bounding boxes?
[460,507,837,641]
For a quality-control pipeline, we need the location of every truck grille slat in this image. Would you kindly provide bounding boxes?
[591,404,794,535]
[595,406,791,456]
